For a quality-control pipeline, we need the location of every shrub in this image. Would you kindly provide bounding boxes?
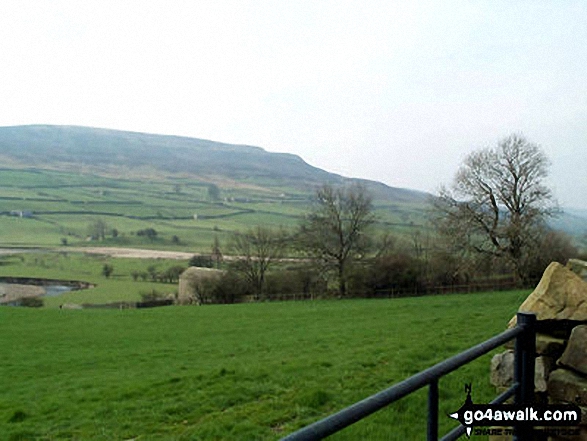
[19,297,44,308]
[188,255,213,268]
[147,265,158,281]
[102,263,114,278]
[137,228,158,240]
[181,268,247,305]
[211,270,249,304]
[160,265,186,283]
[348,254,425,298]
[139,289,167,302]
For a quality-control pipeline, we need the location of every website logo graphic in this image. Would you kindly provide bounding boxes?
[449,383,580,438]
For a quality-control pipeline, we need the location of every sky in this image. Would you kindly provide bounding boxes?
[0,1,586,209]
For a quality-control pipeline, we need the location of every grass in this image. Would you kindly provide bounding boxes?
[0,168,429,252]
[0,290,529,440]
[0,253,183,308]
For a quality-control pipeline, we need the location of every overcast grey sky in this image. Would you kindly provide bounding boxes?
[1,1,586,208]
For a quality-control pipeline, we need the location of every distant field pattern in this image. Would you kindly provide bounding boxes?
[0,168,427,251]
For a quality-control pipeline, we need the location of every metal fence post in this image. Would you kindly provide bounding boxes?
[514,312,536,441]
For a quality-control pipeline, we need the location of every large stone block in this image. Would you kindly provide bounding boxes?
[490,351,553,392]
[509,262,587,327]
[547,368,587,405]
[491,350,515,388]
[558,325,587,376]
[536,356,555,392]
[536,334,567,358]
[503,333,566,355]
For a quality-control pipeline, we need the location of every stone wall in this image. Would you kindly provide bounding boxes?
[490,260,587,441]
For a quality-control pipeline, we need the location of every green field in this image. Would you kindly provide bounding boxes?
[0,168,429,251]
[0,156,539,440]
[0,252,186,308]
[0,290,529,440]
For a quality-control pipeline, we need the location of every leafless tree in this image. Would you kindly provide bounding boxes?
[88,218,108,241]
[230,226,287,300]
[298,183,375,297]
[211,235,223,268]
[521,228,577,281]
[432,134,557,284]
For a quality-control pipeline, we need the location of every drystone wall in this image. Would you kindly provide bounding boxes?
[490,260,587,441]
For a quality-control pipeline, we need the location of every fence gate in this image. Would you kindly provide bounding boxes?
[281,312,536,441]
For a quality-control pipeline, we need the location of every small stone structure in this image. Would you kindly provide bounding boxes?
[177,266,224,305]
[490,260,587,440]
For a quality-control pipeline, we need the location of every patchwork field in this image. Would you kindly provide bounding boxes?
[0,290,529,440]
[0,168,429,252]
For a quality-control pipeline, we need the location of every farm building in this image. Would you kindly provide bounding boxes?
[178,266,224,305]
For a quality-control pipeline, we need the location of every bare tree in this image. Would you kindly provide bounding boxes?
[521,228,577,281]
[230,226,287,300]
[211,235,223,268]
[433,134,557,283]
[88,218,108,241]
[298,183,375,297]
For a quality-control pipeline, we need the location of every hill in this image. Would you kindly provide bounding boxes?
[0,125,433,250]
[0,125,428,203]
[0,125,582,251]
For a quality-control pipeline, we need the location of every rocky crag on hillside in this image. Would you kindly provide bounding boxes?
[490,260,587,441]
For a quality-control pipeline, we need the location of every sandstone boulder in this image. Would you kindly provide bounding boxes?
[508,262,587,327]
[558,325,587,376]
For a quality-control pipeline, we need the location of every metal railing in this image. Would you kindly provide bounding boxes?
[281,312,536,441]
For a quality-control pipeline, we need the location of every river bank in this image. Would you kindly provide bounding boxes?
[0,277,94,305]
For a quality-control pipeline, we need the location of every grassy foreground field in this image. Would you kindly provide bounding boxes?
[0,290,529,440]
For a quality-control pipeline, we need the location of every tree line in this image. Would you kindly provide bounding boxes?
[183,134,580,304]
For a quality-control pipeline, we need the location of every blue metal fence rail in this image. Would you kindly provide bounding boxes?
[281,312,536,441]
